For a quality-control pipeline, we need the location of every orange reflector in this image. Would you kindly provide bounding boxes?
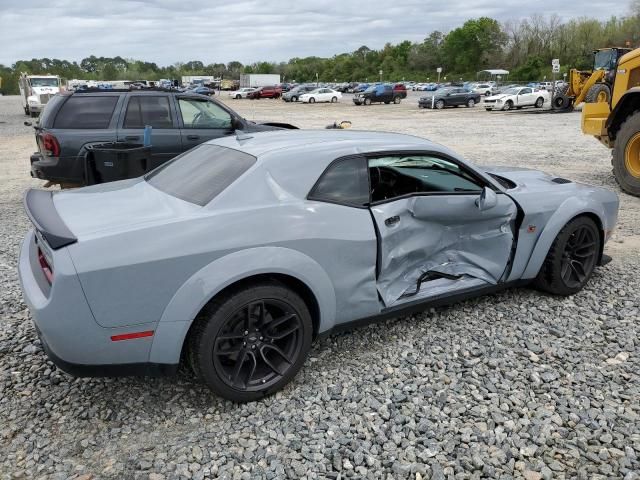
[110,330,154,342]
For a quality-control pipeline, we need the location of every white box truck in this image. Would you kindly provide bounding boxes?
[19,73,62,117]
[240,74,281,88]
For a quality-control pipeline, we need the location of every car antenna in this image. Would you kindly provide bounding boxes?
[236,130,253,141]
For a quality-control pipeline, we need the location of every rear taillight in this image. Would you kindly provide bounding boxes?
[40,133,60,157]
[37,247,53,284]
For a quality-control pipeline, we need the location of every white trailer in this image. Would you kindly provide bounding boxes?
[240,74,281,88]
[181,75,216,87]
[19,73,62,117]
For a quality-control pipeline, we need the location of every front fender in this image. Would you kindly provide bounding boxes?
[149,246,336,364]
[521,197,606,279]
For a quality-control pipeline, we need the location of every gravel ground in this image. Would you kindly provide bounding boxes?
[0,93,639,480]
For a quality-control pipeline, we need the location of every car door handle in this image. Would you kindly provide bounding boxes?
[186,135,199,140]
[384,215,400,227]
[124,135,139,140]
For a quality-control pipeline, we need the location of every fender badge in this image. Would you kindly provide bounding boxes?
[527,225,537,233]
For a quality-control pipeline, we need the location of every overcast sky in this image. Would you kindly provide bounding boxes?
[0,0,627,66]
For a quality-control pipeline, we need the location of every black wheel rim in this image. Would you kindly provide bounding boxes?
[213,299,303,391]
[561,225,598,288]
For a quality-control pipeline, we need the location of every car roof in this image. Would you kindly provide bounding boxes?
[209,130,447,159]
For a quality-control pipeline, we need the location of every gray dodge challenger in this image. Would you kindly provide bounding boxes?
[19,130,619,402]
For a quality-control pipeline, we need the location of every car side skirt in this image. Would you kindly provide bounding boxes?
[317,279,530,340]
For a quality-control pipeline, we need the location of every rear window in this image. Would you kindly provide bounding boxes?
[146,145,256,206]
[53,96,118,129]
[39,95,67,127]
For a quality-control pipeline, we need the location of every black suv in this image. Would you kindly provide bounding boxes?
[30,89,295,186]
[352,84,402,105]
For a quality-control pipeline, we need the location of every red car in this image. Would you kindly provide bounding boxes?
[393,83,408,99]
[247,86,282,99]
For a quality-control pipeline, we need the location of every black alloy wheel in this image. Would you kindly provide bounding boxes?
[559,224,598,289]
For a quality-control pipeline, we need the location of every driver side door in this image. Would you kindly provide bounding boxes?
[177,97,234,152]
[367,153,518,307]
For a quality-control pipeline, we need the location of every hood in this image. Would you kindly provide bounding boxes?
[484,165,580,192]
[52,178,201,239]
[486,94,507,101]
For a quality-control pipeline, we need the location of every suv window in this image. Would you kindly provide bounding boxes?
[308,157,369,207]
[124,96,173,129]
[178,98,232,129]
[146,144,255,206]
[369,155,483,202]
[53,96,118,129]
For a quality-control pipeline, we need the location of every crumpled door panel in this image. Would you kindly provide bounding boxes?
[371,194,518,305]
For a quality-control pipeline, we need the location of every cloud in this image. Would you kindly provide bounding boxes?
[0,0,626,66]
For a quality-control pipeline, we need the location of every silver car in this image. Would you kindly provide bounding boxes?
[19,130,618,402]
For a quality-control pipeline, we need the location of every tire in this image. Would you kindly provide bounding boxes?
[503,100,513,111]
[235,94,241,99]
[384,100,390,104]
[435,100,445,110]
[309,97,315,103]
[485,91,491,96]
[611,110,640,196]
[585,84,611,104]
[533,216,601,296]
[393,96,401,104]
[188,282,313,402]
[292,96,298,102]
[364,98,371,106]
[552,84,574,111]
[467,98,475,108]
[485,108,492,111]
[331,96,337,103]
[534,97,544,108]
[24,106,29,116]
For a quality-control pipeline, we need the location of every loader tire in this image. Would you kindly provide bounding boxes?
[552,84,574,112]
[612,111,640,197]
[585,84,611,104]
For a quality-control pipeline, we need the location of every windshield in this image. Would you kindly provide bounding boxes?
[594,49,616,70]
[503,88,520,95]
[439,88,454,94]
[365,86,376,92]
[146,145,256,206]
[30,77,59,87]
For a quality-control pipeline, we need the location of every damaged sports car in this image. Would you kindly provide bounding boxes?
[19,130,619,401]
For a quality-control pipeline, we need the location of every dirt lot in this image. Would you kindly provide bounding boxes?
[0,93,638,480]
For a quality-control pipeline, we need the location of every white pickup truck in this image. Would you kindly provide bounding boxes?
[19,73,62,117]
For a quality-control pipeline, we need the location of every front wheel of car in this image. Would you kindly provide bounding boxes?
[364,98,371,105]
[309,97,315,103]
[292,96,298,102]
[467,99,475,107]
[503,101,513,111]
[533,216,601,296]
[393,97,401,104]
[435,100,445,110]
[188,282,313,402]
[235,94,241,99]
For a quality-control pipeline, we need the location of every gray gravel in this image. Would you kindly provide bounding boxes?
[1,94,639,479]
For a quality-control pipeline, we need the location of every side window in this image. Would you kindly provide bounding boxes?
[520,88,532,94]
[308,157,369,207]
[369,155,483,203]
[124,96,173,129]
[178,98,232,129]
[53,96,118,129]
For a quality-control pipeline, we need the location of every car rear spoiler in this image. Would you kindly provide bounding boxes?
[23,189,77,249]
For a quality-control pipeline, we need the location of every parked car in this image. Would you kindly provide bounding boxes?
[247,86,282,99]
[299,88,342,103]
[353,85,402,105]
[538,82,553,90]
[28,90,296,186]
[419,88,482,109]
[189,86,215,96]
[18,129,618,402]
[228,88,256,99]
[472,84,495,96]
[282,85,317,102]
[484,87,549,111]
[393,83,407,99]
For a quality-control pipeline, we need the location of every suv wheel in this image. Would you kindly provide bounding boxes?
[467,98,475,107]
[393,97,401,104]
[188,282,313,402]
[364,98,372,106]
[435,100,445,109]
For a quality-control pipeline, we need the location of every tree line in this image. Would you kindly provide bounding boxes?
[2,9,639,95]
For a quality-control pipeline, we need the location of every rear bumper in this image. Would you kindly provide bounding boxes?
[30,152,85,184]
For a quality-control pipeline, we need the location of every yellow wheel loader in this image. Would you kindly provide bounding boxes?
[578,47,640,196]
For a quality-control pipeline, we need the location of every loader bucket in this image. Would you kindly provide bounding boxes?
[581,102,611,139]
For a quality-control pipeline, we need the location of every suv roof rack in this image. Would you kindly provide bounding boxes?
[72,87,183,94]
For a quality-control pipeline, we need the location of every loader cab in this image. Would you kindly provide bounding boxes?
[594,48,632,72]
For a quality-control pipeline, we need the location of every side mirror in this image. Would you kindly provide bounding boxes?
[231,117,244,131]
[475,187,498,211]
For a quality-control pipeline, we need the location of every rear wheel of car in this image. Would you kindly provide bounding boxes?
[364,98,371,105]
[309,97,315,103]
[235,94,241,99]
[535,97,544,108]
[435,100,445,110]
[393,97,401,104]
[331,96,337,103]
[292,96,298,102]
[467,99,475,108]
[533,216,600,296]
[503,100,513,111]
[188,282,313,402]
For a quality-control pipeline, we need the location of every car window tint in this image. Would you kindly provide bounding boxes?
[178,98,231,129]
[53,96,118,129]
[369,155,482,202]
[124,96,173,129]
[146,145,255,206]
[309,157,369,207]
[520,88,532,94]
